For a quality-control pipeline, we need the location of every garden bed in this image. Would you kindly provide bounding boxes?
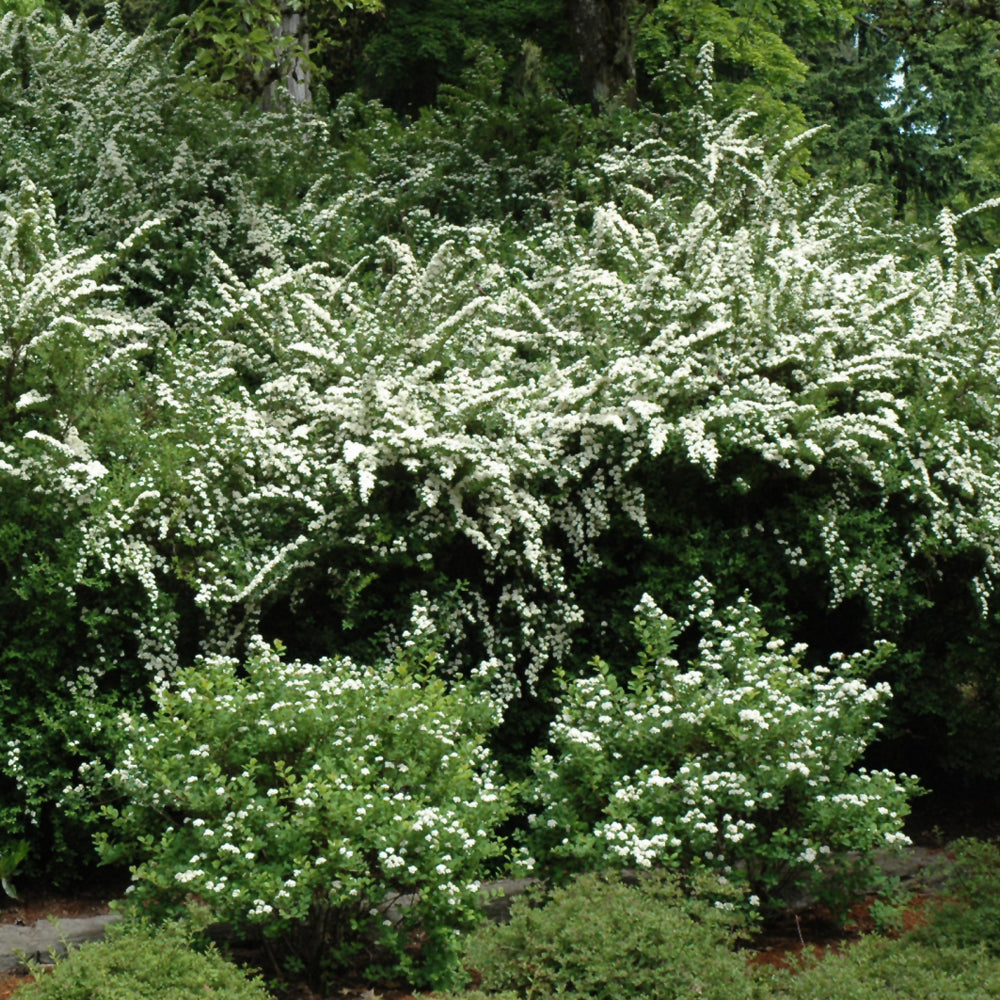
[0,843,962,1000]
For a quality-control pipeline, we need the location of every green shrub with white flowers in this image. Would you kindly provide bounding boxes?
[6,8,1000,884]
[524,581,918,911]
[94,635,512,990]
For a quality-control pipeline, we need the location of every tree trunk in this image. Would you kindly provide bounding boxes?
[262,2,312,109]
[280,3,312,104]
[565,0,636,110]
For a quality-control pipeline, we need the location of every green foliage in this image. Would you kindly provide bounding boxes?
[636,1,858,129]
[0,839,28,898]
[448,850,1000,1000]
[770,937,1000,999]
[48,0,193,34]
[342,0,570,111]
[524,585,916,911]
[18,921,273,1000]
[171,0,303,101]
[799,1,1000,240]
[455,871,760,1000]
[768,837,1000,998]
[907,838,1000,954]
[299,44,665,250]
[0,178,160,875]
[169,0,383,103]
[6,4,1000,885]
[95,639,512,990]
[0,0,52,15]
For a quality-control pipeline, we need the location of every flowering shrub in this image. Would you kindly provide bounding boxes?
[0,5,341,320]
[95,638,512,989]
[524,582,918,910]
[0,176,160,871]
[5,6,1000,879]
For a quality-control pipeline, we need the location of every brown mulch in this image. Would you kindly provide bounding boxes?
[747,891,945,972]
[0,973,33,1000]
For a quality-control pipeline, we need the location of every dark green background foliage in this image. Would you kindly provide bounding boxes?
[332,0,574,111]
[802,2,1000,239]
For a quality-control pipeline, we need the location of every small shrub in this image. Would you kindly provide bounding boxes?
[457,870,760,1000]
[95,637,512,990]
[524,583,918,912]
[18,920,272,1000]
[909,837,1000,954]
[771,936,1000,999]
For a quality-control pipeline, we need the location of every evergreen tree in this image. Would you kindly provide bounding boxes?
[801,2,1000,241]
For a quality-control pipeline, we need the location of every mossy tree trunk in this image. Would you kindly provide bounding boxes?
[565,0,637,109]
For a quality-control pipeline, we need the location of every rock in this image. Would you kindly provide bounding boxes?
[874,845,954,892]
[0,913,122,970]
[479,877,541,923]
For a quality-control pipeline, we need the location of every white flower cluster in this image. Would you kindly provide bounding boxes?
[3,15,999,878]
[527,584,918,906]
[100,639,510,969]
[5,65,1000,714]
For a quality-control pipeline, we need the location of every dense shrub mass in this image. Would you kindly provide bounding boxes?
[4,9,1000,998]
[524,585,916,909]
[1,6,999,915]
[94,638,512,989]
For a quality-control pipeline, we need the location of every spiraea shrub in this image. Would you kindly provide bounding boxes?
[94,637,512,990]
[0,4,355,319]
[5,9,1000,879]
[524,583,917,912]
[68,105,1000,716]
[0,177,161,873]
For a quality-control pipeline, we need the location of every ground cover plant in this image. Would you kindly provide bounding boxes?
[768,939,1000,1000]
